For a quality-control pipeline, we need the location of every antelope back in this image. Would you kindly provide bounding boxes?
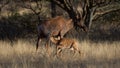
[38,16,73,37]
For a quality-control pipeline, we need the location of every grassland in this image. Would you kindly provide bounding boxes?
[0,1,120,68]
[0,39,120,68]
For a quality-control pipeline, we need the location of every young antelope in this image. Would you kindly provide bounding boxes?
[50,37,81,56]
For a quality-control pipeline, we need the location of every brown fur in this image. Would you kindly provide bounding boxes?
[51,37,81,56]
[36,16,73,50]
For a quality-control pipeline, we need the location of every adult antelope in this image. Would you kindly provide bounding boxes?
[36,16,73,50]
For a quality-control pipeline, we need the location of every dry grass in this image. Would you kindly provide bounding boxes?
[0,39,120,68]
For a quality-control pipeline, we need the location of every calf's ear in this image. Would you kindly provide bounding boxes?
[57,36,61,40]
[53,36,61,40]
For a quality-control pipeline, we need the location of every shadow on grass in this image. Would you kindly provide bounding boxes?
[0,56,119,68]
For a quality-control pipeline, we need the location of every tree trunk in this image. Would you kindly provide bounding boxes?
[51,0,56,17]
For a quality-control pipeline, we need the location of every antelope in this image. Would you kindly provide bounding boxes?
[50,37,81,56]
[36,16,73,50]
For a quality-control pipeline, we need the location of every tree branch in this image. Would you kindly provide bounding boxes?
[93,2,120,20]
[0,0,9,12]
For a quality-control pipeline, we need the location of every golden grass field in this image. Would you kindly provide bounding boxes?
[0,39,120,68]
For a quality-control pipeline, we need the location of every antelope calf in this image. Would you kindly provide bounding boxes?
[50,37,81,56]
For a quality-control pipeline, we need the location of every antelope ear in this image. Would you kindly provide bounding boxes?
[54,36,61,40]
[57,36,61,40]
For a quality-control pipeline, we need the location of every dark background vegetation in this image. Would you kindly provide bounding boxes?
[0,0,120,42]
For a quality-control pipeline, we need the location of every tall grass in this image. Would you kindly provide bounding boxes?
[0,39,120,68]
